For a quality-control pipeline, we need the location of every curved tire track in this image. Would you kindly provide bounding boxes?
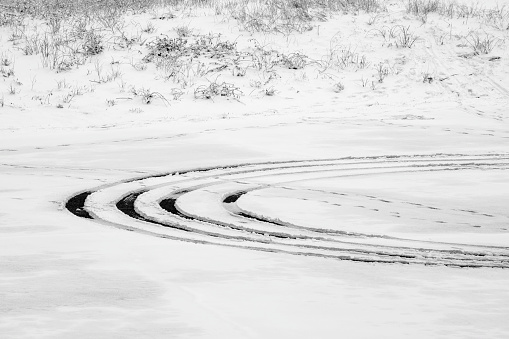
[65,153,509,268]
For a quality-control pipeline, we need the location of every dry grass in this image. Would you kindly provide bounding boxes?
[406,0,509,30]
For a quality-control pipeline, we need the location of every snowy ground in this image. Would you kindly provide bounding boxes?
[1,0,509,337]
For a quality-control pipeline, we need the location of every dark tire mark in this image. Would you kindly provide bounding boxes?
[65,191,92,219]
[64,154,509,268]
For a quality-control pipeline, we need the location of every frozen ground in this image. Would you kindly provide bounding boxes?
[1,0,509,337]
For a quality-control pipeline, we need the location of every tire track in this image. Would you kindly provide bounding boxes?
[65,154,509,268]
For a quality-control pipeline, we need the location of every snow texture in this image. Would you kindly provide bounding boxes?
[1,0,509,337]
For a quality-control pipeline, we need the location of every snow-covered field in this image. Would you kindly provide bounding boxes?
[1,0,509,337]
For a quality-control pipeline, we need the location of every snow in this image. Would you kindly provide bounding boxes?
[1,0,509,337]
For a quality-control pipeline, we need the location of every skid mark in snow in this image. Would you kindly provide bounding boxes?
[65,154,509,268]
